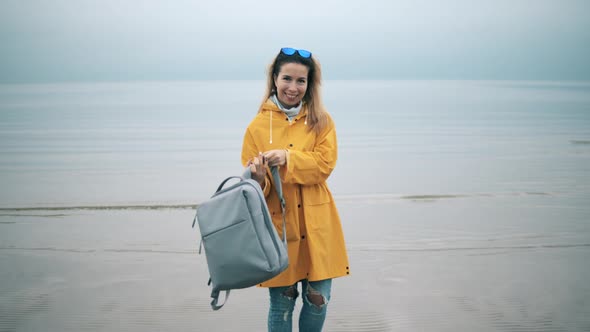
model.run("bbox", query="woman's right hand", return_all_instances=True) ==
[247,152,267,186]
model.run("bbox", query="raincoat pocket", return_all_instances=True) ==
[302,183,332,206]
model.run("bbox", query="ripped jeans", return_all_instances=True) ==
[268,278,332,332]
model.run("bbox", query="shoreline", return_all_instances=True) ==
[0,190,560,212]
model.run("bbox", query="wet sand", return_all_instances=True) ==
[1,195,589,332]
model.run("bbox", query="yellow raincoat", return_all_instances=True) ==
[241,99,350,287]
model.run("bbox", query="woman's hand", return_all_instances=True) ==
[263,149,287,167]
[247,152,268,186]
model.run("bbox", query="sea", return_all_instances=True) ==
[1,80,589,331]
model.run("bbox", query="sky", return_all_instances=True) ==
[1,0,589,83]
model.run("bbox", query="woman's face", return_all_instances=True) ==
[274,62,309,108]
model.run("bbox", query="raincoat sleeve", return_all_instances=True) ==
[241,127,272,197]
[283,118,337,185]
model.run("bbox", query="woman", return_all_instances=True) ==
[241,47,350,331]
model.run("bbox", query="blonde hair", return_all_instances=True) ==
[259,51,328,134]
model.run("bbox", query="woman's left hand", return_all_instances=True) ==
[263,149,287,167]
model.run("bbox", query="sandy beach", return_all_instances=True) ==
[2,193,589,331]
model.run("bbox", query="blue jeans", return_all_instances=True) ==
[268,279,332,332]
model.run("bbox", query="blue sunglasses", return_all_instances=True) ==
[280,47,312,58]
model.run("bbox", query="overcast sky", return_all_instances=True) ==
[1,0,589,83]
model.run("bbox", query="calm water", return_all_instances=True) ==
[1,80,589,207]
[1,80,590,331]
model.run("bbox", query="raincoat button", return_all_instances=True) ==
[298,204,301,208]
[289,144,293,147]
[301,235,305,239]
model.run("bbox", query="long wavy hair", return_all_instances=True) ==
[259,50,328,134]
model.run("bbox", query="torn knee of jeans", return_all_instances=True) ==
[282,285,298,300]
[306,285,328,308]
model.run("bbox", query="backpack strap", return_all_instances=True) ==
[243,166,287,244]
[270,166,287,245]
[210,289,230,311]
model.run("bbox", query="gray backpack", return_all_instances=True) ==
[192,166,288,310]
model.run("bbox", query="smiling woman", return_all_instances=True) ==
[274,63,308,108]
[241,48,349,331]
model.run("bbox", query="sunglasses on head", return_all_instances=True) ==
[280,47,312,58]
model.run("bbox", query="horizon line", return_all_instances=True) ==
[2,78,590,86]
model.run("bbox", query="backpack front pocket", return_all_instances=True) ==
[202,218,271,290]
